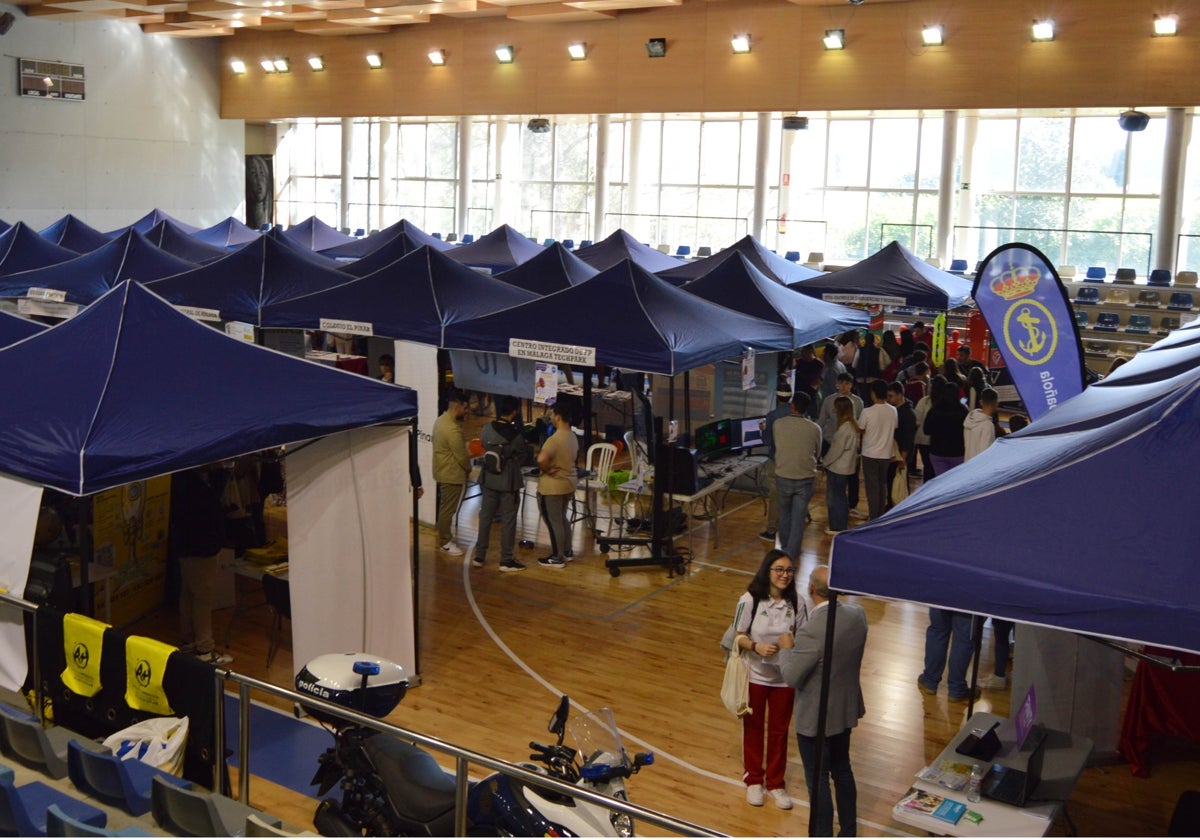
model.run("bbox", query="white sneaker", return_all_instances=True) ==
[978,673,1008,690]
[768,788,793,810]
[440,541,463,556]
[746,784,765,806]
[849,509,868,520]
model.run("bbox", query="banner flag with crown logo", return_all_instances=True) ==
[971,243,1086,420]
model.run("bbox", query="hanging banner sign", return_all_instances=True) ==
[972,243,1085,420]
[18,299,79,319]
[25,287,67,302]
[741,349,756,391]
[509,339,595,367]
[449,350,540,399]
[173,305,221,323]
[821,293,907,307]
[931,313,946,367]
[320,318,373,336]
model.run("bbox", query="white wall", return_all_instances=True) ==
[0,4,244,231]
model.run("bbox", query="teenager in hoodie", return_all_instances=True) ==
[963,388,1000,462]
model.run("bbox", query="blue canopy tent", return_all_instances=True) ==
[0,281,418,497]
[279,216,357,252]
[0,221,9,235]
[339,230,452,277]
[260,245,537,346]
[442,258,796,376]
[827,328,1200,654]
[321,219,451,260]
[494,242,598,295]
[192,217,261,249]
[0,223,81,277]
[0,229,196,303]
[38,215,112,254]
[658,234,826,286]
[681,252,870,347]
[574,229,684,274]
[0,310,46,347]
[445,224,544,273]
[116,209,200,236]
[146,235,354,325]
[144,219,230,264]
[790,240,973,310]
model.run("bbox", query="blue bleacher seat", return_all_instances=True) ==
[697,246,712,258]
[1085,266,1107,282]
[1074,310,1089,328]
[431,232,443,240]
[918,309,939,318]
[445,233,457,243]
[675,245,690,257]
[1148,269,1172,287]
[561,239,575,250]
[460,234,474,244]
[542,238,555,246]
[46,803,153,837]
[1085,340,1109,354]
[353,228,365,238]
[892,307,915,315]
[579,240,592,249]
[1094,312,1120,331]
[1159,316,1181,334]
[0,774,106,837]
[1136,290,1162,308]
[67,739,190,817]
[1168,292,1194,311]
[1125,314,1152,334]
[1114,267,1137,284]
[1075,287,1100,305]
[784,251,801,262]
[949,259,969,274]
[258,224,272,233]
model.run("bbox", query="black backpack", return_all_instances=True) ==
[483,422,520,475]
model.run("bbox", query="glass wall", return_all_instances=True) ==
[272,108,1190,271]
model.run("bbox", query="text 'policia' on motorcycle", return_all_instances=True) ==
[294,652,654,836]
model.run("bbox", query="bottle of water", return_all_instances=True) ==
[967,764,984,803]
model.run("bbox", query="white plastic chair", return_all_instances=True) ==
[570,442,617,537]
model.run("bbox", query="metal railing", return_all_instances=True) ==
[529,209,591,244]
[953,225,1153,276]
[603,212,748,251]
[220,671,721,837]
[762,218,828,257]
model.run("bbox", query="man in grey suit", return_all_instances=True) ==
[779,565,868,837]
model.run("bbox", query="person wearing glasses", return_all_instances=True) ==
[731,549,808,810]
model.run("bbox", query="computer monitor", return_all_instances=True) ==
[734,416,766,450]
[693,418,732,460]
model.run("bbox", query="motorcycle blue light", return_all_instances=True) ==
[353,661,381,676]
[580,763,611,780]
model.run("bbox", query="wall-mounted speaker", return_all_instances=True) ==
[1118,109,1150,132]
[527,118,551,134]
[0,13,15,36]
[782,115,809,130]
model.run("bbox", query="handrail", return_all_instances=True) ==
[221,670,723,837]
[953,224,1153,276]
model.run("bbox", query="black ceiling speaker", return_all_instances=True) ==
[1118,109,1150,132]
[527,118,551,134]
[0,13,15,36]
[782,116,809,131]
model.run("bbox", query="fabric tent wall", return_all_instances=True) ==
[286,426,417,677]
[393,340,438,527]
[0,475,43,691]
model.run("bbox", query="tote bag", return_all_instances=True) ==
[721,650,752,718]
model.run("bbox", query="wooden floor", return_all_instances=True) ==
[126,416,1198,837]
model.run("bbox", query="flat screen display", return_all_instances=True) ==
[734,417,766,450]
[694,418,732,460]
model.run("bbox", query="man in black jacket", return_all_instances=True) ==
[471,397,531,572]
[169,465,232,665]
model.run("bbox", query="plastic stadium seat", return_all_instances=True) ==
[696,246,712,257]
[561,239,575,250]
[150,776,282,837]
[1057,265,1078,279]
[1148,269,1172,287]
[258,224,271,233]
[892,306,915,316]
[46,803,153,837]
[1176,271,1198,287]
[1136,291,1162,308]
[1159,316,1181,335]
[1104,288,1130,305]
[444,233,458,243]
[431,232,443,240]
[1168,293,1194,311]
[1085,341,1109,354]
[244,814,317,837]
[67,738,191,817]
[578,240,592,249]
[1074,287,1100,305]
[542,238,555,246]
[353,228,365,238]
[1074,310,1089,328]
[460,234,474,244]
[0,701,76,779]
[1114,267,1137,284]
[783,251,801,262]
[675,245,691,257]
[1125,314,1152,334]
[1094,312,1120,331]
[949,259,969,274]
[1085,266,1107,282]
[0,774,106,837]
[808,252,825,264]
[655,243,670,254]
[918,309,940,318]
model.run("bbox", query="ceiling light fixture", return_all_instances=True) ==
[308,56,323,71]
[230,59,247,74]
[272,58,289,72]
[1032,19,1054,41]
[365,52,382,68]
[495,45,514,64]
[1153,14,1178,36]
[260,59,276,73]
[428,49,445,66]
[823,29,845,50]
[567,42,587,61]
[646,37,666,58]
[731,34,751,54]
[921,24,944,46]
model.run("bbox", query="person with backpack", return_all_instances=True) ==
[472,396,530,572]
[730,549,807,810]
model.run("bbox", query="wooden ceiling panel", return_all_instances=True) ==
[505,3,613,21]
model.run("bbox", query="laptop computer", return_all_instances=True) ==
[981,726,1049,807]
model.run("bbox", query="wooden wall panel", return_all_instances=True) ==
[220,0,1200,120]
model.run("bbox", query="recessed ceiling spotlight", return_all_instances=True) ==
[1032,19,1055,41]
[260,59,276,73]
[731,34,751,54]
[308,56,324,71]
[921,24,943,46]
[1154,14,1178,36]
[365,52,382,69]
[495,45,514,64]
[567,42,587,61]
[823,29,845,50]
[272,58,289,72]
[428,49,446,66]
[230,59,247,74]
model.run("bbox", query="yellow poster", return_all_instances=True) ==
[92,477,171,626]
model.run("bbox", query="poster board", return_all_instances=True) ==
[91,477,171,627]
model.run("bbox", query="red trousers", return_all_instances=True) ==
[742,682,796,789]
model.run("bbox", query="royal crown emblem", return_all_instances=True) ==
[990,264,1041,301]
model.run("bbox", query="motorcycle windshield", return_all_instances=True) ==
[568,707,628,771]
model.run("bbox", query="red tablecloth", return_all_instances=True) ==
[334,356,368,375]
[1118,649,1200,777]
